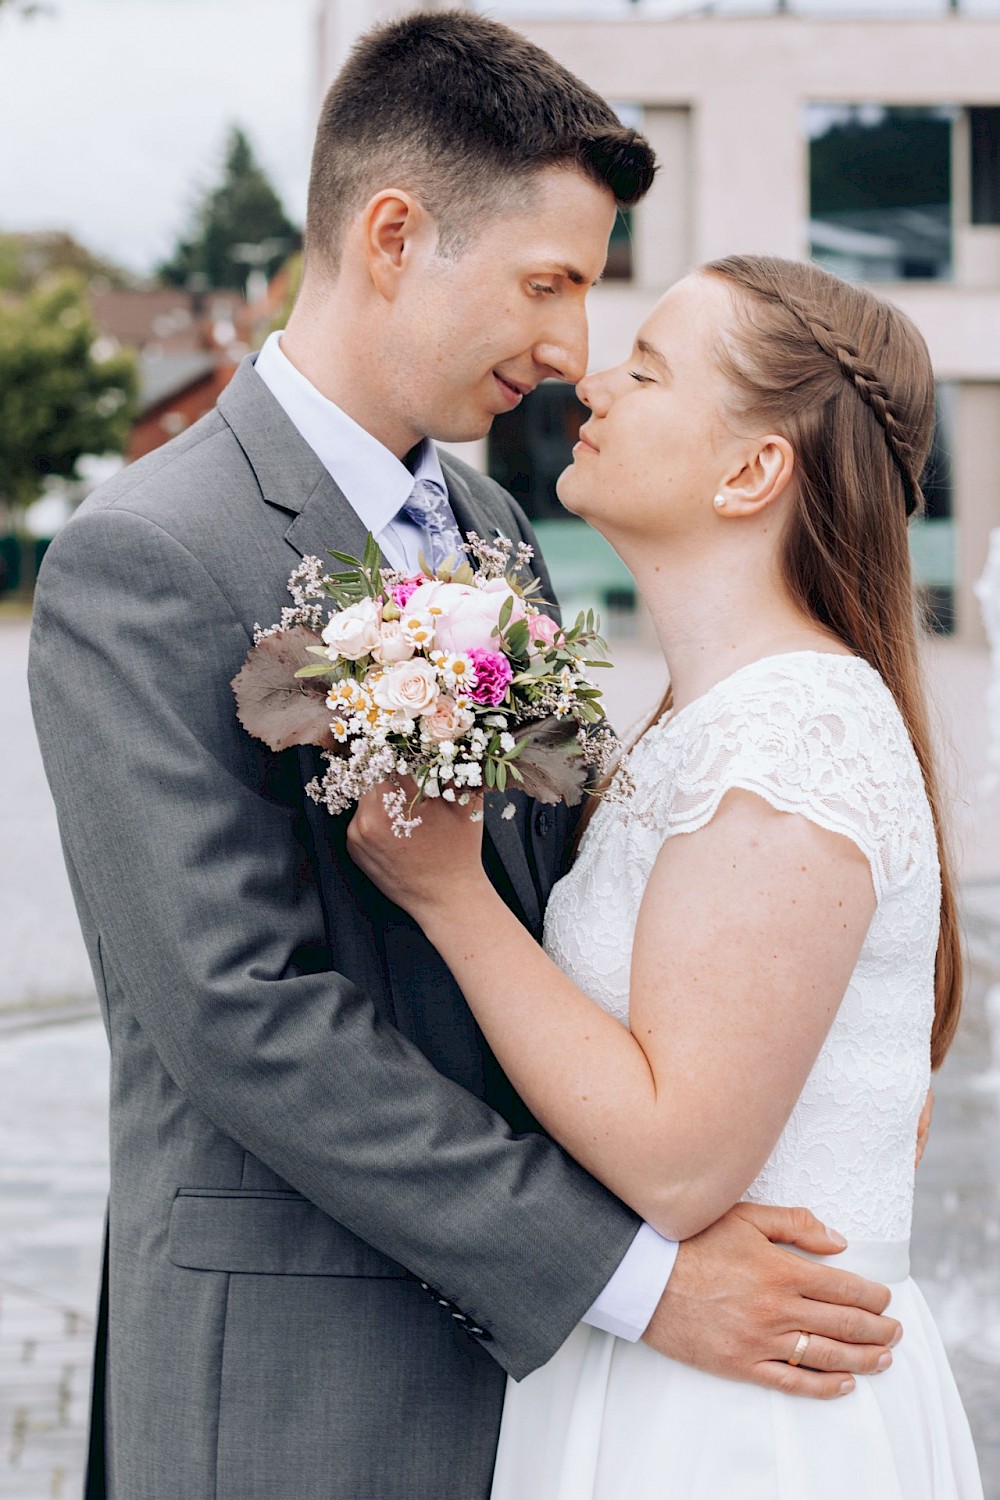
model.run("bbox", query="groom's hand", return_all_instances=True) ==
[641,1203,900,1400]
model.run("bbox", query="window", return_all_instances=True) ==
[604,210,633,282]
[807,104,954,282]
[912,385,956,633]
[970,107,1000,225]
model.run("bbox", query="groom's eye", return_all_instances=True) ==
[528,281,557,295]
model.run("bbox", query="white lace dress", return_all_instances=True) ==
[490,652,983,1500]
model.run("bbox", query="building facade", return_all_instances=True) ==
[314,1,1000,642]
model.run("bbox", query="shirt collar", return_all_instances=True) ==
[253,330,446,535]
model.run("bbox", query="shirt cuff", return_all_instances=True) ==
[580,1222,679,1342]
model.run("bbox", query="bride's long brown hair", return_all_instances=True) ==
[583,255,962,1068]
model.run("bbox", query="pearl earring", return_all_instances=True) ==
[713,494,726,510]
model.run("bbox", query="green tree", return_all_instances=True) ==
[159,126,301,294]
[0,276,138,516]
[0,230,134,296]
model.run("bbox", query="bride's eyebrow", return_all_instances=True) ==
[636,338,672,376]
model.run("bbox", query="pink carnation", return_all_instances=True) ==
[467,649,513,707]
[391,575,426,610]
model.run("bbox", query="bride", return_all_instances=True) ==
[347,255,983,1497]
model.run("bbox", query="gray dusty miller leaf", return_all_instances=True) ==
[513,716,587,806]
[231,627,336,752]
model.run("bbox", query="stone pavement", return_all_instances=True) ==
[2,618,999,1495]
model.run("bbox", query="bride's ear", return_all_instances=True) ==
[714,436,795,519]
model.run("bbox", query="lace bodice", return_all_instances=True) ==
[544,652,940,1241]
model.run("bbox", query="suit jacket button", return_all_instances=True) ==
[533,807,553,838]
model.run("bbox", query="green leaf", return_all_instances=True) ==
[496,762,507,792]
[498,595,514,632]
[504,619,530,659]
[485,758,497,789]
[293,662,336,679]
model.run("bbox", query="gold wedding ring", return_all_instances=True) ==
[787,1332,811,1367]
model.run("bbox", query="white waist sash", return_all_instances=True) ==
[789,1238,910,1284]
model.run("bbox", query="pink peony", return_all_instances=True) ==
[467,649,513,707]
[391,575,426,610]
[528,612,563,651]
[406,579,513,655]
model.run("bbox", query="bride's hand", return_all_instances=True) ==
[346,781,490,922]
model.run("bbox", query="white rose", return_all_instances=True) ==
[372,659,440,716]
[372,620,415,665]
[421,695,471,743]
[405,580,507,654]
[322,598,382,661]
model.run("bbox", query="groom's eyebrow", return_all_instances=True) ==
[542,262,595,287]
[636,338,672,376]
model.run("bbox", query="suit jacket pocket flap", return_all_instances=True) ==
[168,1189,411,1278]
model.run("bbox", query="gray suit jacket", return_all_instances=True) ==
[28,358,641,1500]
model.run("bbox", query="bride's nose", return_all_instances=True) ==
[576,370,610,416]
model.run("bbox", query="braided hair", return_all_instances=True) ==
[702,255,960,1068]
[764,297,923,518]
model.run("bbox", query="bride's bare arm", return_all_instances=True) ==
[348,786,875,1242]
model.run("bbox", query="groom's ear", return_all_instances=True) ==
[716,435,795,520]
[361,190,431,301]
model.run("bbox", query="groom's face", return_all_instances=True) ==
[384,167,618,447]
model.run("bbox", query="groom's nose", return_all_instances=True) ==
[533,303,589,385]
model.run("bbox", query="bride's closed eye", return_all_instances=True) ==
[629,370,656,384]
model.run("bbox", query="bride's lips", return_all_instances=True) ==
[573,425,599,456]
[493,371,530,409]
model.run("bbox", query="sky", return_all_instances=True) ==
[0,0,316,273]
[1,0,996,277]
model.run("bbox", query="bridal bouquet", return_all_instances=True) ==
[231,532,616,835]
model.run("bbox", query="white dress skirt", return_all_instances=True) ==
[491,1244,983,1499]
[491,654,983,1499]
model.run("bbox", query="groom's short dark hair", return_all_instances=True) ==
[306,10,656,272]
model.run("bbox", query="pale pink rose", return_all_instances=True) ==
[372,659,440,716]
[372,620,415,665]
[406,579,511,655]
[321,598,382,661]
[528,612,563,650]
[421,695,470,742]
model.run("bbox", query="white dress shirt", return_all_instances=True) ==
[253,330,678,1340]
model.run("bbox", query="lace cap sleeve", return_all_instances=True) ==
[635,655,930,903]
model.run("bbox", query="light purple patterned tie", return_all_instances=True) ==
[401,477,465,573]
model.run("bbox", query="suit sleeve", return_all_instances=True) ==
[28,504,641,1380]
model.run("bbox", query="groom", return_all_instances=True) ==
[30,13,900,1499]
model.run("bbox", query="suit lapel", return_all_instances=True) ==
[218,356,371,566]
